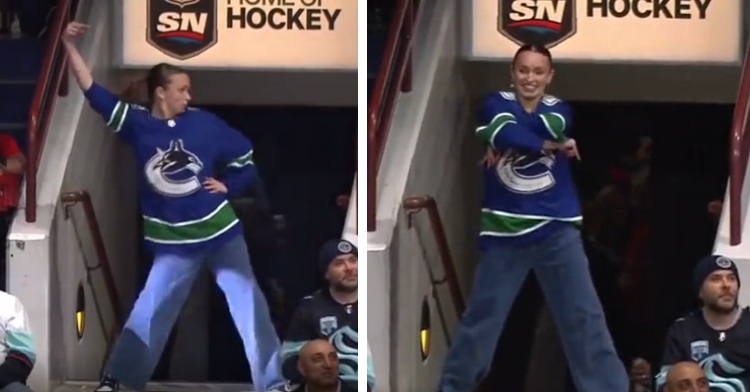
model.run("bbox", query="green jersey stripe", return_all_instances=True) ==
[143,201,239,244]
[107,101,129,133]
[539,112,566,141]
[476,112,516,144]
[480,210,550,236]
[228,150,254,168]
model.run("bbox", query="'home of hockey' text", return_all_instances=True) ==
[226,0,341,30]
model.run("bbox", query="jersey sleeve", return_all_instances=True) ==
[281,301,319,383]
[0,296,34,388]
[212,114,256,198]
[536,99,572,141]
[83,82,148,144]
[655,321,688,391]
[475,94,545,152]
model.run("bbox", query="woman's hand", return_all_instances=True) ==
[561,138,581,160]
[481,146,501,168]
[62,22,89,44]
[203,178,227,194]
[543,139,581,160]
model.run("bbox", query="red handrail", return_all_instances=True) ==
[728,36,750,245]
[367,0,419,232]
[26,0,74,223]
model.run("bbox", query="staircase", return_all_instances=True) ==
[0,38,45,153]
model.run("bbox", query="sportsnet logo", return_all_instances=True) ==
[497,0,576,49]
[146,0,218,60]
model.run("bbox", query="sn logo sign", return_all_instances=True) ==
[498,0,576,49]
[156,12,208,35]
[147,0,218,61]
[508,0,568,24]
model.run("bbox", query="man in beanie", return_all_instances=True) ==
[655,255,750,391]
[281,239,372,391]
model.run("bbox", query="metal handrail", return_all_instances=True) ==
[60,190,123,372]
[26,0,75,222]
[403,196,465,316]
[367,0,419,232]
[729,34,750,245]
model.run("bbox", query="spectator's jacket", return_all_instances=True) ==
[282,290,373,389]
[0,135,22,211]
[290,380,358,392]
[657,307,750,391]
[0,291,35,388]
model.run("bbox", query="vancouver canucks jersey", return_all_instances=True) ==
[657,308,750,392]
[476,91,581,244]
[84,83,255,254]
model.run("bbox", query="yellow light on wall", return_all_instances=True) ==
[420,297,431,360]
[76,283,86,340]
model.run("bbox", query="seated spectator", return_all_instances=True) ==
[281,239,373,391]
[630,357,652,392]
[664,361,708,392]
[0,291,35,392]
[291,339,356,392]
[656,255,750,391]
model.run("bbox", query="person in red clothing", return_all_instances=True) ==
[0,135,25,216]
[0,134,25,290]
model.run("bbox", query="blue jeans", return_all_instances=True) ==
[105,235,284,391]
[438,225,628,392]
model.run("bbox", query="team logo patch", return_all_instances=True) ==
[144,139,204,197]
[716,256,733,269]
[147,0,218,60]
[497,0,576,49]
[337,241,352,253]
[319,316,338,336]
[690,340,709,362]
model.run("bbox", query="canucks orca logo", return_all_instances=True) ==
[496,150,555,194]
[145,139,204,197]
[329,326,358,385]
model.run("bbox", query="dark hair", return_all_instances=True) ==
[144,63,187,105]
[512,43,553,67]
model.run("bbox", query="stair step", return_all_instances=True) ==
[0,39,46,80]
[52,381,256,391]
[0,83,35,125]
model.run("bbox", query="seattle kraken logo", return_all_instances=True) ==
[329,326,358,385]
[657,354,747,391]
[144,139,204,197]
[496,150,556,194]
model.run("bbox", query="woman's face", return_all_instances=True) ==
[157,72,192,116]
[510,51,554,101]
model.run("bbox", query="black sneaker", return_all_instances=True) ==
[94,374,119,392]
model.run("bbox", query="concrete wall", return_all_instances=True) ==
[367,0,478,389]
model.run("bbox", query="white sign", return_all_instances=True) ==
[121,0,357,70]
[471,0,742,63]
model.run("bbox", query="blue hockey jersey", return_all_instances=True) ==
[476,91,581,244]
[84,83,255,254]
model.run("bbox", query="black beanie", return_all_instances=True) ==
[693,255,740,294]
[318,239,358,275]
